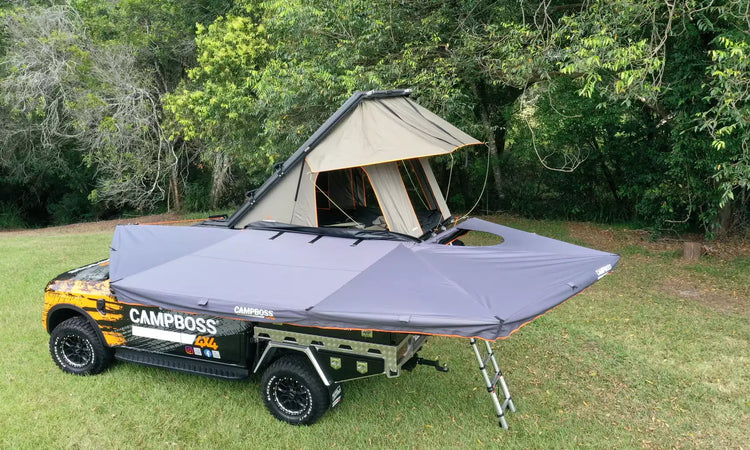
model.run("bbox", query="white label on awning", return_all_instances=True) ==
[595,264,613,280]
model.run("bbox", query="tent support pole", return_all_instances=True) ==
[293,159,306,202]
[469,338,515,429]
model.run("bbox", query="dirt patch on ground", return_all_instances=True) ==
[567,223,631,253]
[568,221,750,318]
[659,278,750,319]
[567,222,750,260]
[0,213,192,238]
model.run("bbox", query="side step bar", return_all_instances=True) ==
[115,348,249,380]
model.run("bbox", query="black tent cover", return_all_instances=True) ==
[110,219,619,340]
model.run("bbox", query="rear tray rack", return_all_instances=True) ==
[254,326,427,377]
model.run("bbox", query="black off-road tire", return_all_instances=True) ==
[50,316,113,375]
[261,354,330,425]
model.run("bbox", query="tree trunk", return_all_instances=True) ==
[210,152,232,209]
[169,162,182,212]
[474,87,503,202]
[716,201,733,237]
[683,242,702,261]
[481,108,504,201]
[599,160,622,203]
[472,82,522,207]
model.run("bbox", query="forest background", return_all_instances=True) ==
[0,0,748,238]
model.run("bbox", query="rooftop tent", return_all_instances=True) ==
[224,90,481,237]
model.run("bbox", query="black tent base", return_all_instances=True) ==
[470,338,516,429]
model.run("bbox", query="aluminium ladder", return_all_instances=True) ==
[469,338,516,429]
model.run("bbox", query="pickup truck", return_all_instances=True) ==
[43,259,436,425]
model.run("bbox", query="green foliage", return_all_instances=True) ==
[0,5,165,211]
[0,202,26,229]
[0,0,748,234]
[554,2,664,102]
[165,14,270,174]
[496,0,750,233]
[0,1,229,223]
[180,167,215,212]
[502,80,662,222]
[703,33,750,208]
[162,0,748,235]
[47,192,99,225]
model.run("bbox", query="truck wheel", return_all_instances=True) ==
[261,355,330,425]
[50,317,112,375]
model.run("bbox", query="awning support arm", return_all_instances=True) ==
[469,338,516,430]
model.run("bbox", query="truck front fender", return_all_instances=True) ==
[45,304,109,348]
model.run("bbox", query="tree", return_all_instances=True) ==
[72,0,234,209]
[166,0,671,214]
[3,0,745,233]
[541,0,749,233]
[165,13,271,207]
[0,5,173,211]
[0,1,231,221]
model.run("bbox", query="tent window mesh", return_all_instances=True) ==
[399,160,442,232]
[316,168,385,229]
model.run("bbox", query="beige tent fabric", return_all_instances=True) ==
[419,158,451,219]
[234,161,318,228]
[364,162,423,237]
[290,162,318,226]
[306,97,480,173]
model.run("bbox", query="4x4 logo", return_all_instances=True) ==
[193,336,218,350]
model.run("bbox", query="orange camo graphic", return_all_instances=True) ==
[43,280,126,347]
[45,278,115,300]
[101,330,127,346]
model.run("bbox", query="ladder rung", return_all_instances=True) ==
[470,339,514,430]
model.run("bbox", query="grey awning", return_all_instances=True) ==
[110,219,619,340]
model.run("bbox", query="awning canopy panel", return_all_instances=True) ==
[110,219,619,340]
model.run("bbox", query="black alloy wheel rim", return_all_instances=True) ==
[59,334,93,368]
[273,376,310,415]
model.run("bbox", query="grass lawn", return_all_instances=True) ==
[0,216,748,448]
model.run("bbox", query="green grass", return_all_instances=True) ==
[1,219,748,448]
